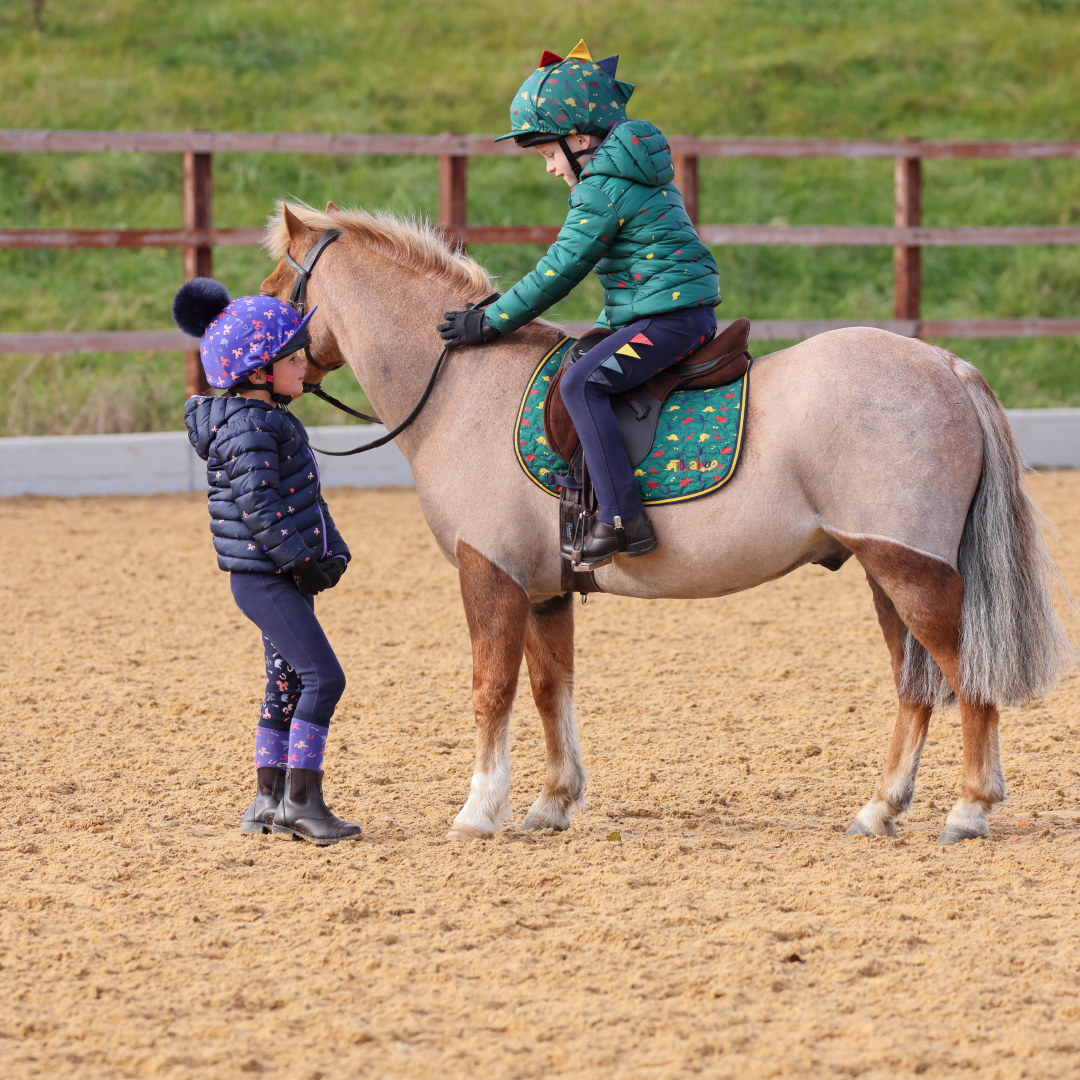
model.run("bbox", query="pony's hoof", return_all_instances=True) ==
[937,827,987,844]
[845,817,897,838]
[845,821,876,838]
[445,824,494,841]
[520,818,567,832]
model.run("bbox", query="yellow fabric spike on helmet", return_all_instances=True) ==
[565,39,592,62]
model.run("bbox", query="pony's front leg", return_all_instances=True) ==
[521,593,586,831]
[447,542,531,840]
[847,576,932,837]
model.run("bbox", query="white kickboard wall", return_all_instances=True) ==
[0,412,1077,498]
[0,426,412,498]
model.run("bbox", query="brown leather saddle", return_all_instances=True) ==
[543,317,752,467]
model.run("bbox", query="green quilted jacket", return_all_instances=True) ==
[486,119,721,333]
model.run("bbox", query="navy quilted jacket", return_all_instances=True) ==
[184,395,350,574]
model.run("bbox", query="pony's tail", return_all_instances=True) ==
[901,351,1077,707]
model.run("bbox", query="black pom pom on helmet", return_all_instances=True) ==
[173,277,230,338]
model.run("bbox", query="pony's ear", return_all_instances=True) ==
[326,200,339,212]
[282,202,312,244]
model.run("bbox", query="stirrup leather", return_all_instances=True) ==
[613,515,628,553]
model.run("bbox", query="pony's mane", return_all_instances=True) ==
[263,201,493,297]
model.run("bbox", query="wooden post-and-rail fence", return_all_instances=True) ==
[182,149,213,398]
[2,131,1080,400]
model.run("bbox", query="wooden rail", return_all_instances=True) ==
[7,224,1080,249]
[4,131,1080,158]
[6,319,1080,358]
[3,130,1079,398]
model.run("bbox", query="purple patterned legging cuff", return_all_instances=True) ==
[287,719,329,771]
[255,726,289,769]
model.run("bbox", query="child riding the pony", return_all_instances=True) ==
[438,39,722,565]
[176,279,363,845]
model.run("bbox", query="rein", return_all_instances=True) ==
[281,225,498,456]
[308,346,451,456]
[304,382,382,424]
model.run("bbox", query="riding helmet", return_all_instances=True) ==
[173,278,316,390]
[495,39,634,147]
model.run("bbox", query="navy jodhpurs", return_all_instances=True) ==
[560,306,718,523]
[230,572,346,733]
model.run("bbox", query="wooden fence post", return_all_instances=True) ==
[182,149,212,398]
[893,144,921,322]
[674,155,699,225]
[438,141,468,243]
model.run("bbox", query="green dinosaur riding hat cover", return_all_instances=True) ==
[495,39,635,143]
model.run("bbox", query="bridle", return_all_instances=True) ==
[280,224,497,457]
[285,227,342,319]
[281,226,384,433]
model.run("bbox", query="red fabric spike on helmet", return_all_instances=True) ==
[539,50,564,67]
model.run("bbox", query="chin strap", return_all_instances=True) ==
[230,365,293,405]
[260,364,293,405]
[557,136,594,178]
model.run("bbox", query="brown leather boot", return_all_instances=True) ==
[579,511,657,565]
[240,767,287,835]
[272,768,363,845]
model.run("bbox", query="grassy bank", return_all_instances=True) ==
[2,0,1079,432]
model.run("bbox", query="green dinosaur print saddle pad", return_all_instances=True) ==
[515,336,748,505]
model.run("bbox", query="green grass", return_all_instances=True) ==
[2,0,1079,432]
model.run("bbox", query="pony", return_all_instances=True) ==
[259,200,1075,844]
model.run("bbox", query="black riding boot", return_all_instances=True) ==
[272,768,363,845]
[579,510,658,566]
[240,767,287,835]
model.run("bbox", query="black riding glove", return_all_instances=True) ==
[319,556,346,589]
[438,303,501,348]
[293,559,333,597]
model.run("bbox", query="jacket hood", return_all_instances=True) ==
[184,395,272,460]
[583,119,674,188]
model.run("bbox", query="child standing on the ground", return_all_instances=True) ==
[176,278,363,845]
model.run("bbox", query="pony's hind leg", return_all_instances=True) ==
[448,541,531,840]
[521,593,586,831]
[839,534,1006,843]
[938,699,1005,843]
[846,574,932,837]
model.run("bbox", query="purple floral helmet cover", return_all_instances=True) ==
[200,296,316,390]
[172,277,316,390]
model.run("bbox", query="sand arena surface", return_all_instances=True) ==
[2,478,1080,1079]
